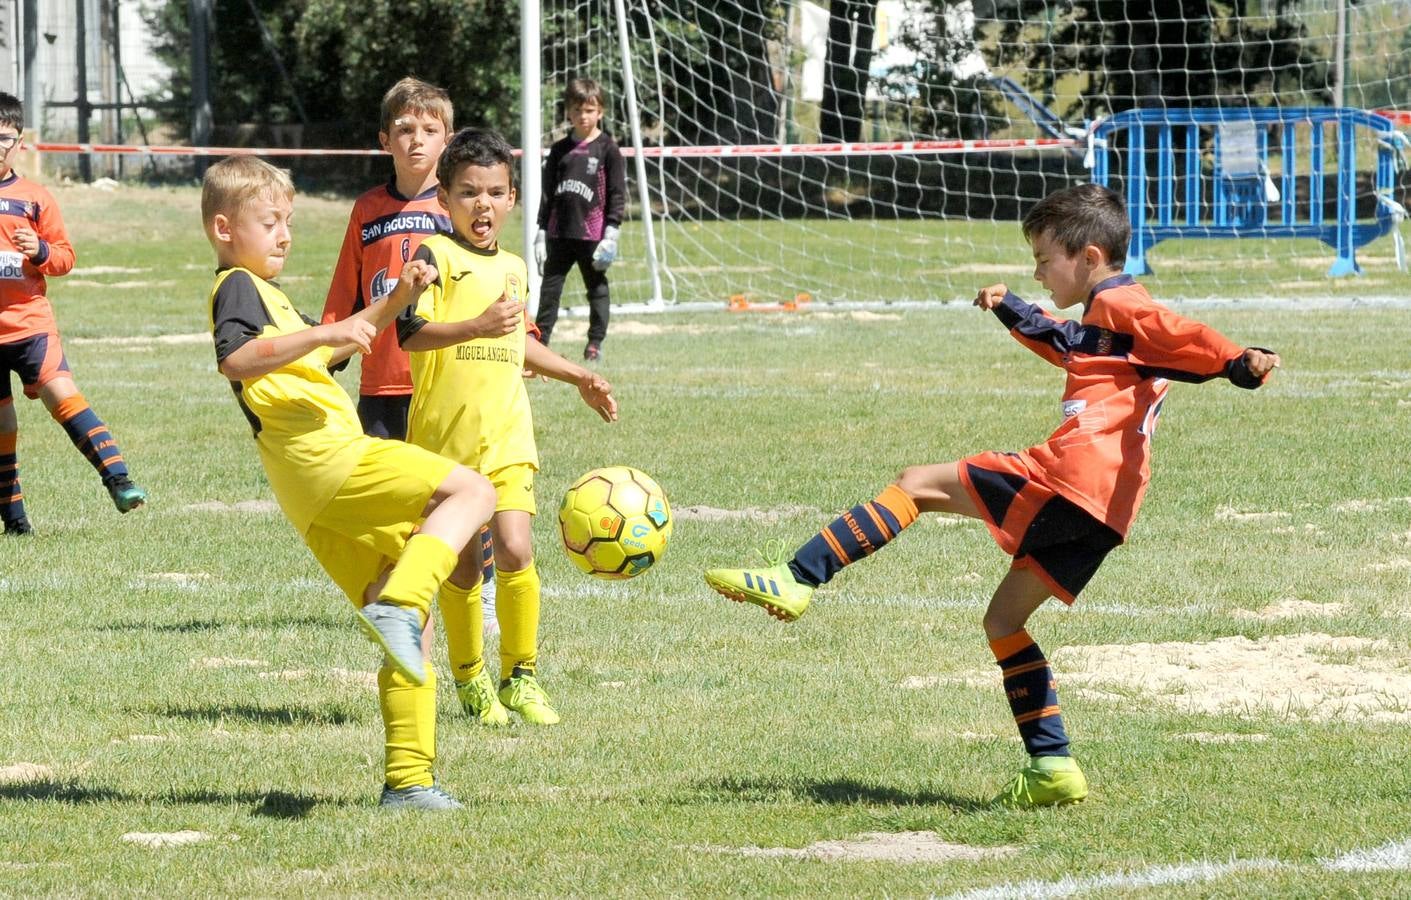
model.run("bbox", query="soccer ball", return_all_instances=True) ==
[558,466,672,580]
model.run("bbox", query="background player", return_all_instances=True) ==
[321,77,500,635]
[532,77,626,362]
[0,91,145,534]
[400,129,617,727]
[705,183,1280,808]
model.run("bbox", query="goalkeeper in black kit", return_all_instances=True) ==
[533,77,627,362]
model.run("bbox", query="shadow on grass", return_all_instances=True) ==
[97,614,344,634]
[0,782,342,818]
[155,703,364,726]
[690,775,989,812]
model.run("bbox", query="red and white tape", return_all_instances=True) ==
[30,136,1079,159]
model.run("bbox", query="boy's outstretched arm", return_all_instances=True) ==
[219,317,376,383]
[974,281,1078,367]
[329,259,438,363]
[523,339,618,423]
[398,292,523,352]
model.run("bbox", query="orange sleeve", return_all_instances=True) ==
[33,192,74,276]
[321,205,363,324]
[1094,290,1244,379]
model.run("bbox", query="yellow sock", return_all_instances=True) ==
[381,533,458,619]
[438,577,484,684]
[378,664,436,790]
[497,561,541,680]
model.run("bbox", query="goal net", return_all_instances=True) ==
[538,0,1411,305]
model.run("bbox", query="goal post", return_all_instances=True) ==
[533,0,1411,305]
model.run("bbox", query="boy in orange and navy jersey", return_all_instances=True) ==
[705,183,1281,808]
[0,91,145,534]
[321,77,499,633]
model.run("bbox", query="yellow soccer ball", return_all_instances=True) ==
[558,466,672,580]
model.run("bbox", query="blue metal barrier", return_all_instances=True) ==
[1091,107,1403,277]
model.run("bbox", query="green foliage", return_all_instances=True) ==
[139,0,519,143]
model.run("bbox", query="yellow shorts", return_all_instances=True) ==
[303,439,458,606]
[489,462,537,516]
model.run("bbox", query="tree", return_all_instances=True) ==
[140,0,520,146]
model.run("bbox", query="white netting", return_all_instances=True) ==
[540,0,1411,303]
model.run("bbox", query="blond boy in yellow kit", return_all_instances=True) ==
[202,155,497,809]
[397,129,617,726]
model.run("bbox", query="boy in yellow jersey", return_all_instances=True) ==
[202,155,499,810]
[397,129,618,726]
[320,78,504,639]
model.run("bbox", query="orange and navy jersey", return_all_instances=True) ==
[0,172,75,344]
[321,180,450,397]
[993,275,1268,538]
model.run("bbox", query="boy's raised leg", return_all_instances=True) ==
[43,383,146,513]
[704,483,921,621]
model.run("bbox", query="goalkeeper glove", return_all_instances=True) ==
[592,225,620,271]
[533,229,547,275]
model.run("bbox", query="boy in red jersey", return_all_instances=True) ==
[704,183,1281,808]
[0,92,145,534]
[321,78,509,659]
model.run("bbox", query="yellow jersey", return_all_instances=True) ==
[208,267,370,534]
[398,235,537,474]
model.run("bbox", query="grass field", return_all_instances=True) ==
[2,183,1410,896]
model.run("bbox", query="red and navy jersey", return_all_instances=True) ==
[0,172,75,344]
[993,275,1267,538]
[321,179,450,397]
[536,132,626,242]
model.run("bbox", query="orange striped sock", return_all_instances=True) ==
[788,483,920,587]
[990,629,1070,757]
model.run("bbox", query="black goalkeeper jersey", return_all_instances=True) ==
[536,131,626,243]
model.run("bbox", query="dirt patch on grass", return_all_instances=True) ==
[0,763,53,784]
[1332,496,1411,513]
[706,832,1018,864]
[1213,505,1290,522]
[192,657,267,669]
[71,333,209,347]
[1176,732,1269,744]
[1058,633,1411,722]
[184,499,280,514]
[675,504,820,523]
[1231,599,1345,621]
[120,831,212,848]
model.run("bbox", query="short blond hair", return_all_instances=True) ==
[200,156,294,226]
[380,77,454,134]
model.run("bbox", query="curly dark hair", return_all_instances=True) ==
[437,128,516,188]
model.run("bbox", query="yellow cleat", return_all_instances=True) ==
[455,668,508,726]
[991,755,1089,808]
[704,562,813,622]
[498,668,560,725]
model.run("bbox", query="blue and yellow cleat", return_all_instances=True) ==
[704,562,813,622]
[991,755,1089,808]
[356,601,427,685]
[105,476,147,513]
[379,782,462,811]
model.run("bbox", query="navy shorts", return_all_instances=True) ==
[356,393,411,441]
[0,332,70,403]
[959,451,1123,603]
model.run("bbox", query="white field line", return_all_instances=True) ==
[939,835,1411,898]
[939,858,1286,900]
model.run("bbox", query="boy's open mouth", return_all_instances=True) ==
[471,216,493,237]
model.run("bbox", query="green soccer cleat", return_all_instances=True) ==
[356,601,427,685]
[704,562,814,622]
[379,782,463,811]
[456,668,509,726]
[105,476,147,513]
[991,755,1089,808]
[498,668,560,725]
